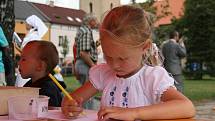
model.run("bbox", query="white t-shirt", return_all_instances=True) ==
[89,64,175,108]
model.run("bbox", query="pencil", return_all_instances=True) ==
[48,73,86,116]
[48,73,74,101]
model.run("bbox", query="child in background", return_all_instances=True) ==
[61,5,195,120]
[147,43,164,66]
[15,15,48,87]
[19,41,63,107]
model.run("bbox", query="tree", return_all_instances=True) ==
[176,0,215,79]
[0,0,15,85]
[60,36,69,62]
[138,0,156,13]
[138,0,172,45]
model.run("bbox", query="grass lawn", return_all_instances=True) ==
[64,76,215,102]
[184,79,215,102]
[64,76,81,92]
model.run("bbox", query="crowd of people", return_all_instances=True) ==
[0,5,195,121]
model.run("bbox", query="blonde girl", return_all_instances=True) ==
[61,5,195,120]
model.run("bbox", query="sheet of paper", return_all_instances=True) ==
[0,110,100,121]
[13,32,22,48]
[46,110,99,121]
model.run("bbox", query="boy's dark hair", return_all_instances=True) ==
[27,41,59,73]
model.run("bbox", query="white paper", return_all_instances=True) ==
[46,110,99,121]
[13,32,22,47]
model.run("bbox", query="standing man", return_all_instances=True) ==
[162,31,186,93]
[75,14,98,85]
[75,14,98,109]
[0,25,9,86]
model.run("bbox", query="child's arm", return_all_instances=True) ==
[98,87,195,120]
[61,81,98,117]
[135,88,195,120]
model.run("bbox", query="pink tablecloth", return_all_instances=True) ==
[0,110,99,121]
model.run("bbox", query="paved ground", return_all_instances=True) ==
[194,100,215,120]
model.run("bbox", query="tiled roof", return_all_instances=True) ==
[15,0,49,22]
[153,0,185,27]
[33,3,86,26]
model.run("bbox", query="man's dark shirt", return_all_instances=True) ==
[24,75,63,107]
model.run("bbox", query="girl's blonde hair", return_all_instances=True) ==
[100,5,152,47]
[100,5,163,66]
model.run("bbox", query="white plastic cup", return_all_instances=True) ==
[8,95,49,120]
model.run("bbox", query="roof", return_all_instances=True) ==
[33,3,86,26]
[14,0,48,22]
[153,0,185,27]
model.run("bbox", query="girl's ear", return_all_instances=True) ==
[141,40,152,53]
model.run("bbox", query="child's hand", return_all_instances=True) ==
[61,96,83,118]
[97,106,137,121]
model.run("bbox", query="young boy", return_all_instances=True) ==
[19,40,63,107]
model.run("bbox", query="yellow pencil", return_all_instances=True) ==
[48,73,86,116]
[48,73,74,101]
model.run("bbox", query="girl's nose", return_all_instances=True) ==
[111,61,121,71]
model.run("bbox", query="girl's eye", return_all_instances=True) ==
[119,57,127,61]
[119,58,124,61]
[105,56,112,60]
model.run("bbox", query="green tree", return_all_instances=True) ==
[138,0,156,13]
[0,0,15,85]
[137,0,172,45]
[177,0,215,78]
[60,36,69,62]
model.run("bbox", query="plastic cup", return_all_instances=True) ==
[8,95,49,120]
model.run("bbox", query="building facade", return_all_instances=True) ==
[15,0,121,63]
[33,2,87,63]
[14,0,50,55]
[153,0,185,27]
[79,0,120,21]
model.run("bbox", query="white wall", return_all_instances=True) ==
[50,24,77,62]
[50,24,99,63]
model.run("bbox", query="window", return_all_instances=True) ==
[75,17,82,22]
[58,36,63,46]
[89,2,93,13]
[110,3,113,9]
[67,16,74,22]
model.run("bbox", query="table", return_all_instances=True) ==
[150,119,206,121]
[0,110,208,121]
